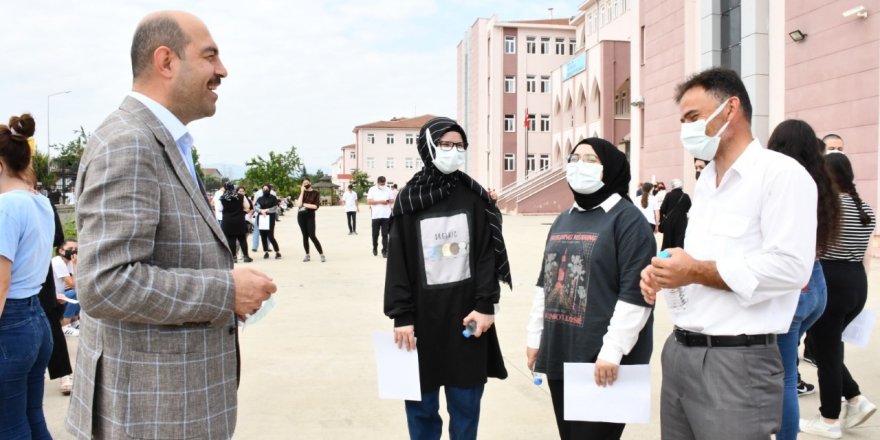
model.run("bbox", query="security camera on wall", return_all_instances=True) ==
[842,5,868,18]
[630,96,645,108]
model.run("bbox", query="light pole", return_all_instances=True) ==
[47,90,72,180]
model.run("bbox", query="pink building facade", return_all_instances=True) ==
[346,115,436,188]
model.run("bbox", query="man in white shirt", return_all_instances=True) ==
[640,67,816,440]
[342,184,359,235]
[367,176,393,257]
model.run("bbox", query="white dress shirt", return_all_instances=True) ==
[526,194,653,365]
[367,185,393,219]
[674,139,817,335]
[129,92,198,185]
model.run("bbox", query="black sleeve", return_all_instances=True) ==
[615,207,656,307]
[473,207,500,314]
[659,192,671,217]
[384,216,415,327]
[52,203,64,248]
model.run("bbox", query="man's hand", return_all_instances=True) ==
[394,325,416,351]
[462,310,494,338]
[640,265,659,305]
[232,267,276,319]
[594,359,619,387]
[526,347,539,371]
[650,247,697,289]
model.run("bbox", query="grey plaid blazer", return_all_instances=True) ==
[66,97,238,439]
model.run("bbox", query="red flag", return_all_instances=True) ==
[523,108,530,129]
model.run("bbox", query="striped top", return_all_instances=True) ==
[820,194,876,262]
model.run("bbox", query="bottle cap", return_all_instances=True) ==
[533,376,543,386]
[658,250,671,258]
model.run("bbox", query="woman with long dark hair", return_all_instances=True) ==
[257,184,281,259]
[801,151,877,437]
[637,182,659,233]
[766,119,840,440]
[220,182,253,263]
[0,113,55,438]
[296,178,325,262]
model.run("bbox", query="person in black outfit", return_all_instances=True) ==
[658,178,691,250]
[296,178,325,262]
[38,203,74,394]
[48,185,63,205]
[220,182,252,263]
[257,184,281,259]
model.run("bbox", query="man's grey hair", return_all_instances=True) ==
[671,178,683,189]
[130,15,190,79]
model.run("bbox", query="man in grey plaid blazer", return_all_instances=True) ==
[66,11,277,439]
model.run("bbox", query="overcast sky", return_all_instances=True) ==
[1,0,575,178]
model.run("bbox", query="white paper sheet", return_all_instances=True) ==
[56,294,78,304]
[372,332,421,401]
[842,309,876,348]
[563,363,651,424]
[258,216,271,230]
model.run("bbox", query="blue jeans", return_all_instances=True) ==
[776,260,827,440]
[405,385,485,440]
[62,289,79,319]
[0,295,54,440]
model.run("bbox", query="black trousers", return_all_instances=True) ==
[225,233,249,259]
[371,218,389,253]
[260,213,279,252]
[813,259,867,419]
[548,379,625,439]
[346,211,357,233]
[297,210,323,254]
[661,218,687,250]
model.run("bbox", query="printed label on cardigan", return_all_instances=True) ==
[420,213,471,286]
[542,232,598,326]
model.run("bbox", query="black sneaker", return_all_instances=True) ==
[275,252,282,259]
[372,248,378,256]
[263,252,269,259]
[797,380,816,397]
[243,257,253,263]
[382,250,388,258]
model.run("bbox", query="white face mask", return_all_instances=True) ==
[680,98,731,161]
[566,162,604,194]
[426,129,465,174]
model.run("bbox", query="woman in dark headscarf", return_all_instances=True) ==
[526,138,656,440]
[384,117,510,440]
[220,182,252,263]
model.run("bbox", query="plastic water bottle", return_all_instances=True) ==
[657,251,687,312]
[462,320,478,338]
[531,367,544,386]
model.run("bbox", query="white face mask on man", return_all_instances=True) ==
[680,98,731,161]
[426,129,466,174]
[566,161,604,194]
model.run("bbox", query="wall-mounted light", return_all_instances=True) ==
[843,5,869,18]
[789,30,807,42]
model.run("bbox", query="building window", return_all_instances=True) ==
[504,114,515,132]
[415,158,423,169]
[504,76,515,93]
[405,157,413,169]
[720,0,742,75]
[540,154,550,170]
[526,36,536,54]
[540,114,550,132]
[527,114,536,132]
[587,13,596,35]
[367,134,374,144]
[540,76,550,93]
[640,26,646,66]
[367,157,375,169]
[526,75,536,93]
[504,35,516,54]
[349,151,355,160]
[569,38,576,55]
[555,38,565,55]
[615,90,630,116]
[386,133,394,144]
[405,134,414,145]
[540,37,550,54]
[386,157,394,169]
[526,154,535,172]
[504,154,515,171]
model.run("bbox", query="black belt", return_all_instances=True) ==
[673,328,776,347]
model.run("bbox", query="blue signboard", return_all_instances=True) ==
[562,53,587,81]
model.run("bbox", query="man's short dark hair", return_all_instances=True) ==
[131,15,190,79]
[822,133,843,142]
[674,67,752,121]
[377,176,386,184]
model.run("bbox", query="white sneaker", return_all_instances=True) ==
[62,324,79,337]
[845,395,877,429]
[800,415,842,439]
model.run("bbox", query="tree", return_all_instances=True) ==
[242,146,303,197]
[32,149,56,189]
[192,147,205,182]
[52,127,88,191]
[350,168,372,200]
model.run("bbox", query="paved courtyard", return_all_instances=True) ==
[43,205,880,439]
